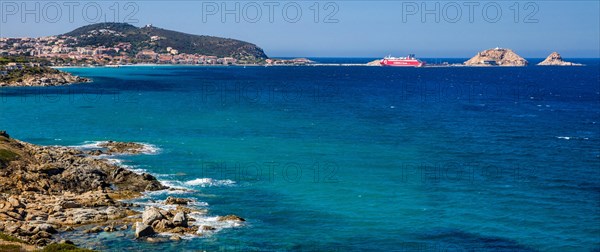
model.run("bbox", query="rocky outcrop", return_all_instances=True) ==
[164,196,191,205]
[217,215,246,222]
[0,131,246,249]
[464,48,528,66]
[136,207,197,237]
[537,52,583,66]
[0,132,164,247]
[97,141,147,155]
[0,71,91,87]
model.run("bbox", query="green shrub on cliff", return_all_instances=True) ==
[0,232,25,243]
[0,149,19,167]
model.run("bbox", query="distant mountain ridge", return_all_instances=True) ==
[63,23,268,60]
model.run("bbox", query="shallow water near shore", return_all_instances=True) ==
[1,60,599,251]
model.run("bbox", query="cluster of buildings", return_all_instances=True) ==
[0,36,316,67]
[0,37,242,66]
[0,62,43,75]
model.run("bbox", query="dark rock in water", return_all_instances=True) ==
[201,225,216,231]
[217,215,246,222]
[418,229,538,251]
[165,196,190,205]
[135,222,155,238]
[0,131,9,138]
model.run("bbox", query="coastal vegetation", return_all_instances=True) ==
[0,58,90,87]
[0,231,25,243]
[64,23,267,59]
[0,66,60,83]
[0,149,19,167]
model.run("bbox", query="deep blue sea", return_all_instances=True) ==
[1,59,599,251]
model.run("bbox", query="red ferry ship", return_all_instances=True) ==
[380,54,425,67]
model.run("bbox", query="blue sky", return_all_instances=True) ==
[1,1,599,57]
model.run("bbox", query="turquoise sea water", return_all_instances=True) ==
[1,61,599,251]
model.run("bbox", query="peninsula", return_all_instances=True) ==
[0,61,90,87]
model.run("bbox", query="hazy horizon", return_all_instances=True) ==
[1,1,599,58]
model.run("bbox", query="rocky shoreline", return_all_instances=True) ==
[0,69,91,87]
[0,131,244,251]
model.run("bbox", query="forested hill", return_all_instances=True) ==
[63,23,268,60]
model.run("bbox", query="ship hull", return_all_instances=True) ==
[380,59,424,67]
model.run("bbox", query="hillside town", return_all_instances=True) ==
[0,36,245,66]
[0,36,315,69]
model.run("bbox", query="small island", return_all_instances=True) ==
[537,52,583,66]
[464,47,528,66]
